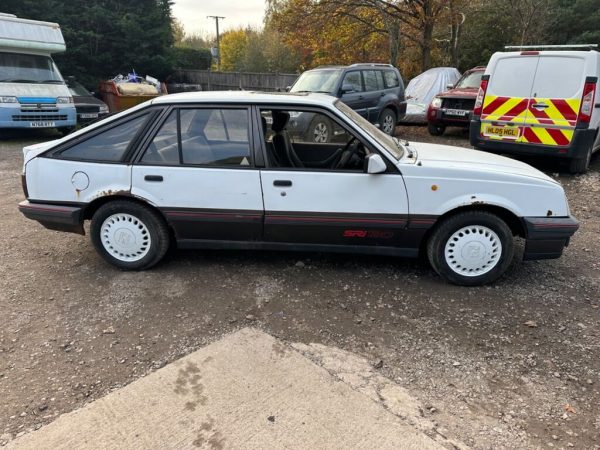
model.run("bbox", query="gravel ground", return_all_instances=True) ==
[1,126,599,449]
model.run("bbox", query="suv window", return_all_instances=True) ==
[180,108,251,166]
[60,113,149,161]
[341,71,363,92]
[383,70,399,88]
[363,70,383,91]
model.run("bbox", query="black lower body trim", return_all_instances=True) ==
[177,239,419,258]
[19,200,84,235]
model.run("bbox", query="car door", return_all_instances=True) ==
[362,70,385,122]
[480,55,538,143]
[131,106,264,242]
[258,106,410,251]
[339,71,368,118]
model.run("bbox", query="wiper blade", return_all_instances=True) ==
[0,79,37,83]
[41,79,64,84]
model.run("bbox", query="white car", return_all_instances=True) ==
[19,92,579,285]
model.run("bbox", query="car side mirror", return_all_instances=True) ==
[446,83,454,89]
[285,85,291,92]
[365,154,387,174]
[340,84,355,95]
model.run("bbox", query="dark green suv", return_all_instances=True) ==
[289,63,406,141]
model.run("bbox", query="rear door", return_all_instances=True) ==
[521,55,585,147]
[339,71,368,118]
[361,70,384,122]
[480,55,538,142]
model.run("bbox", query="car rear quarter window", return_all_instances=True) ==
[59,113,149,161]
[487,56,538,98]
[180,108,251,166]
[383,70,399,88]
[532,56,585,99]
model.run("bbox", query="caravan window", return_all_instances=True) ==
[0,52,63,83]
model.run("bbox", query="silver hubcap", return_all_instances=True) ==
[100,213,151,262]
[444,225,502,277]
[313,122,329,143]
[382,114,394,134]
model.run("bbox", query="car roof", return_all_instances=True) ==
[151,90,337,107]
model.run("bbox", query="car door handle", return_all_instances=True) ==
[273,180,292,187]
[532,102,549,109]
[144,175,163,182]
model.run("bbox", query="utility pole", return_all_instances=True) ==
[207,15,225,71]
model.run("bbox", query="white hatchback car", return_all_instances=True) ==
[19,92,579,285]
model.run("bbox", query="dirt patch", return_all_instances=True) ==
[1,129,599,449]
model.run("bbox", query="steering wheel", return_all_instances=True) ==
[334,137,361,170]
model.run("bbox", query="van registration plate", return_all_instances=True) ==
[483,125,520,139]
[30,122,55,128]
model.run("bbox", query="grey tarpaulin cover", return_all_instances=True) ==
[401,67,461,123]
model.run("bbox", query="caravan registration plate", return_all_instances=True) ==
[30,121,55,128]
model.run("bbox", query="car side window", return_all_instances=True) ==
[341,71,363,92]
[59,114,149,161]
[383,70,399,88]
[141,111,179,165]
[363,70,381,91]
[180,108,251,166]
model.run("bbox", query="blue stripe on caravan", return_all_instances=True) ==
[17,97,56,103]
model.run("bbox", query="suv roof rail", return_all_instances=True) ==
[504,44,598,51]
[314,65,345,69]
[349,63,394,68]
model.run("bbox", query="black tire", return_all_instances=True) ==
[379,108,397,136]
[427,123,446,136]
[90,200,170,270]
[567,145,592,174]
[306,117,332,143]
[426,211,514,286]
[59,127,76,137]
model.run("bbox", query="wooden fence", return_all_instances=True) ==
[173,69,299,92]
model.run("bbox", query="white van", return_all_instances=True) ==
[0,13,76,135]
[470,45,599,173]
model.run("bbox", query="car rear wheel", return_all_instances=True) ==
[307,117,332,143]
[379,108,397,135]
[90,200,169,270]
[568,145,592,174]
[427,123,446,136]
[427,211,514,286]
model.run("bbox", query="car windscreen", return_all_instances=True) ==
[68,81,91,96]
[290,69,341,94]
[456,71,483,89]
[335,100,403,160]
[0,52,64,84]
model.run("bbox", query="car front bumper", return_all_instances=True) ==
[18,200,85,235]
[522,216,579,260]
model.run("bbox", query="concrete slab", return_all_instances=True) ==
[7,328,444,450]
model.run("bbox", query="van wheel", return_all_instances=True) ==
[427,123,446,136]
[379,108,397,135]
[90,200,170,270]
[568,145,592,174]
[427,211,514,286]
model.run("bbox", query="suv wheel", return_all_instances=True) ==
[427,123,446,136]
[307,117,332,143]
[427,211,514,286]
[379,108,396,135]
[90,200,170,270]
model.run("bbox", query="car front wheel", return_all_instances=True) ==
[90,200,170,270]
[427,123,446,136]
[379,108,397,135]
[426,211,514,286]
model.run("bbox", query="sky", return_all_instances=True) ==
[171,0,267,36]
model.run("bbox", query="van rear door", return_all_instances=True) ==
[522,55,585,148]
[480,55,538,142]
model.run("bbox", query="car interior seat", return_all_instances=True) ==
[271,110,303,168]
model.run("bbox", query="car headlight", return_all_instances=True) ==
[0,96,18,103]
[431,97,442,108]
[99,104,109,113]
[56,96,74,104]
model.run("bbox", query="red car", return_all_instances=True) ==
[426,67,485,136]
